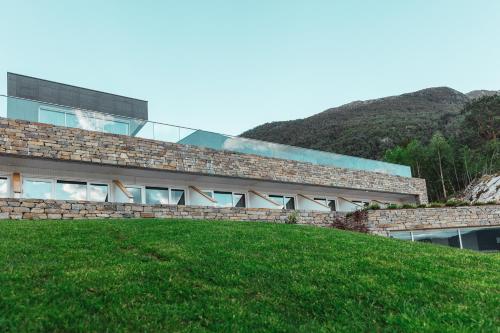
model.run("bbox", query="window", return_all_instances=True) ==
[234,193,246,208]
[314,198,336,211]
[0,177,9,198]
[88,184,109,202]
[214,191,233,207]
[146,187,169,204]
[269,195,295,209]
[171,189,185,205]
[56,180,87,200]
[23,179,52,199]
[100,119,129,135]
[39,108,65,127]
[67,113,97,131]
[126,187,143,204]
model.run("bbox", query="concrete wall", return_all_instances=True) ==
[0,198,343,226]
[0,118,428,203]
[366,206,500,235]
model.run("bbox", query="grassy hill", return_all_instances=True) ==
[241,87,482,160]
[1,219,499,332]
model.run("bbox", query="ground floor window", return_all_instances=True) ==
[145,187,170,204]
[23,179,53,199]
[314,198,336,211]
[0,177,9,198]
[390,227,500,252]
[213,191,246,208]
[269,195,295,209]
[126,186,143,204]
[125,186,186,205]
[171,189,186,205]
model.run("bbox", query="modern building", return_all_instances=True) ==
[0,73,428,215]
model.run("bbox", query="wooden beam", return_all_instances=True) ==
[12,172,21,193]
[248,189,281,207]
[297,193,330,208]
[113,180,133,199]
[189,185,217,203]
[337,196,365,208]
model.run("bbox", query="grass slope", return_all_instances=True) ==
[0,219,499,332]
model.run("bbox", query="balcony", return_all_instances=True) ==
[0,94,412,177]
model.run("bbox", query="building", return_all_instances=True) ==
[0,73,428,217]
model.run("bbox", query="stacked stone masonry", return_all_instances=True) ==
[367,205,500,236]
[0,118,428,203]
[0,198,343,226]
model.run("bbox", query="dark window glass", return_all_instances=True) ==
[328,199,336,211]
[460,227,500,252]
[413,229,460,248]
[145,187,169,204]
[285,196,295,210]
[314,198,327,206]
[214,191,233,207]
[171,189,185,205]
[234,193,246,207]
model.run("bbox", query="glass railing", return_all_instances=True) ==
[0,94,412,177]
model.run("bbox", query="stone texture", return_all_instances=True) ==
[367,206,500,235]
[0,198,343,226]
[0,118,428,203]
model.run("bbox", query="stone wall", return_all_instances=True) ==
[0,118,428,203]
[366,206,500,235]
[0,198,343,226]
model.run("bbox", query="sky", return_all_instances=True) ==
[0,0,499,135]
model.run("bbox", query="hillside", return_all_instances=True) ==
[241,87,484,160]
[1,218,499,332]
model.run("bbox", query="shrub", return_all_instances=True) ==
[417,203,428,208]
[365,203,380,210]
[428,202,444,208]
[401,204,416,209]
[387,204,400,209]
[329,210,368,233]
[285,211,299,224]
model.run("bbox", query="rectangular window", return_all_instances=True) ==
[0,177,9,198]
[269,195,295,209]
[88,183,109,202]
[23,179,52,199]
[55,180,87,201]
[214,191,233,207]
[39,108,65,127]
[146,187,169,205]
[171,189,185,205]
[234,193,246,208]
[328,199,336,211]
[126,187,143,204]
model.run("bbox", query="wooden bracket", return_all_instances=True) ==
[297,193,330,208]
[189,185,217,203]
[113,180,133,199]
[249,189,281,206]
[12,172,21,194]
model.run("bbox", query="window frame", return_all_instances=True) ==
[124,184,188,205]
[268,194,297,210]
[22,177,111,202]
[313,197,337,212]
[22,177,55,199]
[0,174,12,198]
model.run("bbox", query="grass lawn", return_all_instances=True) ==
[0,219,499,332]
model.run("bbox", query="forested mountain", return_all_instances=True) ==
[241,88,499,201]
[241,87,490,159]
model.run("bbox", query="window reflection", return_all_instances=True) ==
[126,187,142,204]
[234,193,246,208]
[23,179,52,199]
[214,191,233,207]
[146,187,169,204]
[0,177,8,198]
[460,227,500,252]
[55,180,87,200]
[89,184,108,202]
[39,109,65,126]
[171,189,185,205]
[413,229,460,248]
[269,195,295,209]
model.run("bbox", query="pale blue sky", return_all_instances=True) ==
[1,0,499,134]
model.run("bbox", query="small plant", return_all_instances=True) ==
[387,204,400,210]
[329,210,368,233]
[401,203,416,209]
[417,203,428,208]
[428,202,444,208]
[285,211,299,224]
[365,203,380,210]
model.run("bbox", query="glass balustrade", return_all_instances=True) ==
[0,94,412,177]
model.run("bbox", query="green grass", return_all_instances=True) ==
[0,219,499,332]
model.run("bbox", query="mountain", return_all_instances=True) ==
[241,87,495,160]
[466,90,500,100]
